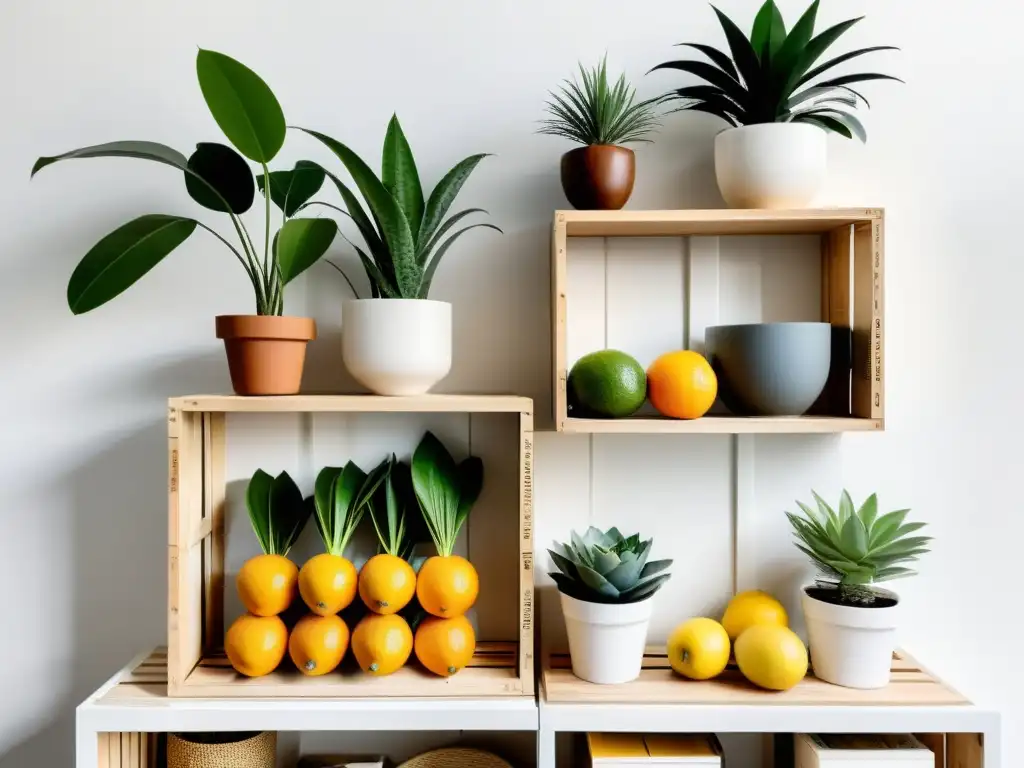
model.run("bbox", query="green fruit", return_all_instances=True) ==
[567,350,646,418]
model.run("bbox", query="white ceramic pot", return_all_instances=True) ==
[342,299,452,396]
[715,123,827,209]
[560,592,653,684]
[802,587,900,689]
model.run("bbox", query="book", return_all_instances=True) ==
[796,734,934,767]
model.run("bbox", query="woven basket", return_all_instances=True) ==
[167,731,276,768]
[398,747,511,768]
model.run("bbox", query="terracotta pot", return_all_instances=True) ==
[215,315,316,396]
[560,145,636,210]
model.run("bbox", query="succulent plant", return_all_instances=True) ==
[786,491,931,605]
[650,0,901,140]
[539,57,663,146]
[548,527,672,604]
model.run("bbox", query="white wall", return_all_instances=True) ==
[1,0,1020,765]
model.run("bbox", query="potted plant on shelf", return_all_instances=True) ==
[295,117,501,396]
[539,57,662,210]
[651,0,900,208]
[548,527,672,684]
[31,50,337,395]
[786,490,931,689]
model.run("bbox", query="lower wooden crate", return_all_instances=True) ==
[97,733,160,768]
[543,648,969,706]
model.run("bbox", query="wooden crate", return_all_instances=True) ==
[542,648,967,707]
[167,394,535,698]
[551,208,885,434]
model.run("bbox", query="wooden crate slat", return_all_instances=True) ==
[544,650,969,707]
[173,394,532,413]
[560,208,882,237]
[562,416,882,434]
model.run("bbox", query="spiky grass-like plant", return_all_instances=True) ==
[651,0,901,140]
[539,57,662,146]
[786,491,930,606]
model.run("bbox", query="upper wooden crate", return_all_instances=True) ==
[551,209,885,434]
[167,394,535,698]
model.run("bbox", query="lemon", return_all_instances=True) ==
[667,618,730,681]
[721,590,788,641]
[734,624,808,691]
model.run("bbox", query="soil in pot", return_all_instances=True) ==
[805,585,898,609]
[216,315,316,396]
[560,145,635,210]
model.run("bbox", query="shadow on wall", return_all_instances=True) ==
[0,352,228,768]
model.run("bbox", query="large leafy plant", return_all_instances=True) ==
[539,57,662,146]
[295,116,500,299]
[548,527,672,605]
[32,49,337,316]
[786,491,931,605]
[651,0,901,140]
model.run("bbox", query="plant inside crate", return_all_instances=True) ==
[548,527,672,684]
[787,490,931,689]
[294,116,502,395]
[539,56,662,211]
[32,49,339,394]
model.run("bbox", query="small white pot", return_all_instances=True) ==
[342,299,452,396]
[715,123,827,209]
[802,587,900,690]
[560,592,653,684]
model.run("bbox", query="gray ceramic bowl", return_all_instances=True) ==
[705,322,831,416]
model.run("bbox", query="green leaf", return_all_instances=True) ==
[382,115,425,242]
[270,471,308,555]
[838,490,855,523]
[296,128,419,297]
[313,467,342,549]
[258,160,326,216]
[751,0,786,62]
[869,508,910,548]
[672,100,740,126]
[894,521,928,538]
[814,73,904,90]
[417,154,491,254]
[870,536,932,559]
[245,469,274,553]
[840,514,868,560]
[276,218,338,284]
[677,43,740,81]
[772,0,819,79]
[604,555,642,591]
[649,60,748,109]
[549,549,578,579]
[576,564,622,599]
[418,208,488,264]
[195,49,285,163]
[639,559,673,579]
[412,431,462,557]
[621,573,671,602]
[798,109,866,142]
[711,5,763,92]
[789,18,864,87]
[67,215,196,314]
[32,140,190,177]
[330,461,368,555]
[798,46,899,88]
[455,456,484,535]
[184,142,254,214]
[875,566,916,581]
[590,549,622,574]
[419,222,502,298]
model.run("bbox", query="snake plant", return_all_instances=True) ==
[539,57,662,146]
[786,491,931,605]
[651,0,901,140]
[32,50,337,316]
[549,527,672,604]
[296,116,501,299]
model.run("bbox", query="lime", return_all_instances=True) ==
[567,350,646,418]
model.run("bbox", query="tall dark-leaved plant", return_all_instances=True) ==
[32,50,338,316]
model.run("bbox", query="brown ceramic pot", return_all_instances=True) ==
[216,315,316,396]
[560,145,636,210]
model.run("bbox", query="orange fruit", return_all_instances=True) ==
[646,350,717,420]
[414,615,476,677]
[288,613,349,676]
[237,554,298,617]
[416,555,479,617]
[351,613,413,676]
[225,613,287,677]
[298,553,358,616]
[359,553,416,615]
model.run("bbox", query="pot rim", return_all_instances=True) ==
[563,143,636,155]
[707,321,831,331]
[559,590,654,624]
[215,314,316,342]
[343,298,452,307]
[802,585,900,629]
[716,121,827,139]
